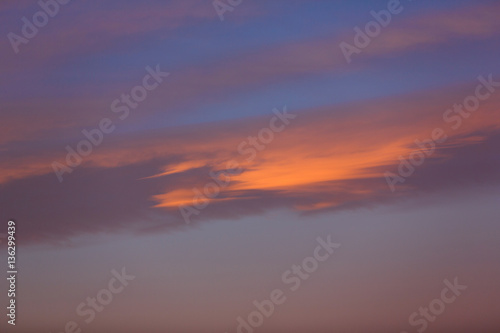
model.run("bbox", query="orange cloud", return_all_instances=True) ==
[2,82,500,242]
[2,78,499,215]
[146,84,500,211]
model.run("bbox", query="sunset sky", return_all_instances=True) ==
[1,0,500,332]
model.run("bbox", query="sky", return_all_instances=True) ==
[0,0,500,332]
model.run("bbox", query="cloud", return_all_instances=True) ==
[361,2,500,57]
[2,81,499,244]
[2,1,499,150]
[146,84,500,213]
[0,158,187,245]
